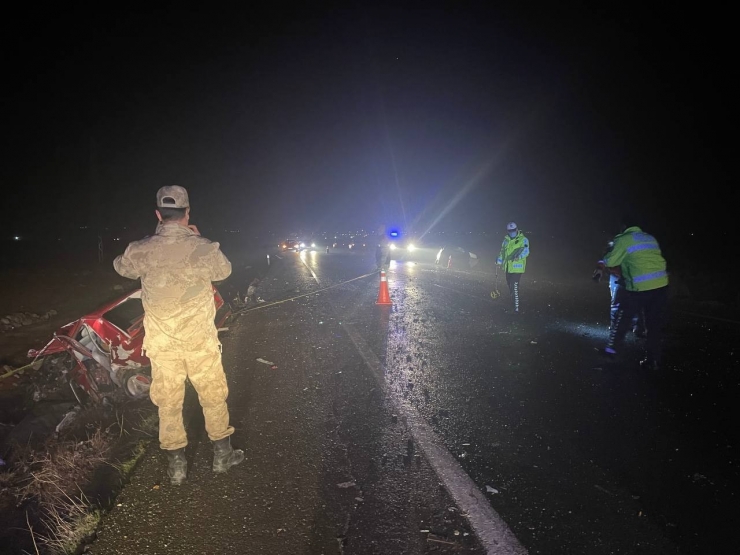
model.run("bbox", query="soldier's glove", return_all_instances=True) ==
[592,269,603,283]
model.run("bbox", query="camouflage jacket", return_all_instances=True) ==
[113,223,232,355]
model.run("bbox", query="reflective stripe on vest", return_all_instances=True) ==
[633,270,667,283]
[626,242,659,254]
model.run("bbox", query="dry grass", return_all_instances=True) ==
[0,468,19,488]
[5,408,156,554]
[40,492,102,554]
[7,430,112,554]
[26,510,41,555]
[15,429,110,507]
[131,410,159,437]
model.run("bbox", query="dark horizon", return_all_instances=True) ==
[1,5,732,243]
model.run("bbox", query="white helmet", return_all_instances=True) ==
[506,222,517,231]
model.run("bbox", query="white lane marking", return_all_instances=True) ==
[298,253,320,284]
[301,258,526,553]
[343,323,527,555]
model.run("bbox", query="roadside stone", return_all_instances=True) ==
[1,310,54,332]
[8,313,24,326]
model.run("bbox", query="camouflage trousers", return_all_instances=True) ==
[148,348,234,450]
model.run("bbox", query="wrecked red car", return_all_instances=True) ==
[28,287,231,404]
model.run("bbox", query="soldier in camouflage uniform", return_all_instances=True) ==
[113,185,244,485]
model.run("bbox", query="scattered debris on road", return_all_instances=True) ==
[427,534,457,546]
[594,484,613,495]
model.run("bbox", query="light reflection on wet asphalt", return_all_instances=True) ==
[301,249,737,555]
[89,248,737,555]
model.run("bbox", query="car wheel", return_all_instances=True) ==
[120,368,152,399]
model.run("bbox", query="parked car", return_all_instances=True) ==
[280,239,300,251]
[27,287,231,404]
[436,246,479,269]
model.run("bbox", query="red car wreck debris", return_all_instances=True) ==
[27,287,231,404]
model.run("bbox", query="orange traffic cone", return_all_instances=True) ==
[376,270,392,305]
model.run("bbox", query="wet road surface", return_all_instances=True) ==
[90,248,739,554]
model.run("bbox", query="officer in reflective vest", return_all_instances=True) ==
[496,222,530,313]
[603,217,669,370]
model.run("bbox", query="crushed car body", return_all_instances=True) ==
[28,287,231,404]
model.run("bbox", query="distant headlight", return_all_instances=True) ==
[311,243,316,248]
[300,242,305,248]
[407,244,416,252]
[389,244,397,250]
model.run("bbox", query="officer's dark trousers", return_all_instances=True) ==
[506,272,522,311]
[609,276,645,332]
[608,286,668,364]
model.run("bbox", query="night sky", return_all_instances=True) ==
[1,4,732,243]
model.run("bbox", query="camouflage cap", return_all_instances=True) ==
[156,185,190,209]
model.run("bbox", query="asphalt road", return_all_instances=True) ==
[89,247,739,555]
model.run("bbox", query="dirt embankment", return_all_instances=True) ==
[0,240,262,554]
[0,258,152,554]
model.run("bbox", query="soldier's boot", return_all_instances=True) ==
[166,448,187,485]
[212,437,245,473]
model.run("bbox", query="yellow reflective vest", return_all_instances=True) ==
[497,231,529,273]
[603,226,668,292]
